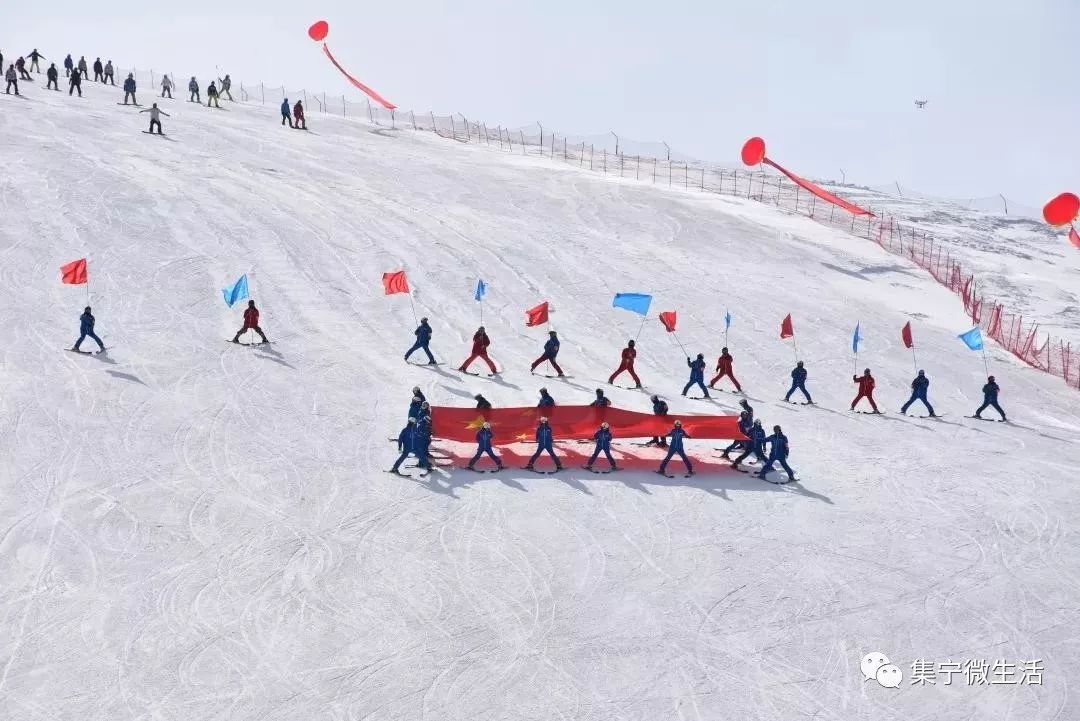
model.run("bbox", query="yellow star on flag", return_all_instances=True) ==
[465,416,488,430]
[515,433,530,441]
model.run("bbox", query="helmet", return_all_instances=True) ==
[601,422,609,429]
[773,425,782,432]
[753,419,762,426]
[988,375,995,381]
[628,339,635,347]
[482,421,491,429]
[864,368,871,374]
[674,420,682,426]
[539,416,548,423]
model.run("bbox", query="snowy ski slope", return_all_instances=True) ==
[1,83,1080,721]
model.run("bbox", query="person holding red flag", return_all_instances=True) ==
[851,368,880,413]
[708,347,742,392]
[682,354,711,398]
[404,317,436,365]
[73,306,106,353]
[459,326,497,374]
[608,339,641,387]
[231,300,269,344]
[530,330,564,376]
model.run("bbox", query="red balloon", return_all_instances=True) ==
[741,137,766,166]
[308,20,329,42]
[1043,192,1080,227]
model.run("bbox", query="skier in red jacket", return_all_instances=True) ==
[708,347,742,392]
[851,368,879,413]
[231,300,269,344]
[459,326,497,374]
[608,339,641,387]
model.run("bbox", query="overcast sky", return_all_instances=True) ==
[5,0,1076,205]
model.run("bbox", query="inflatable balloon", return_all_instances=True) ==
[1042,192,1080,227]
[308,20,397,110]
[308,20,329,42]
[740,136,872,217]
[741,137,766,166]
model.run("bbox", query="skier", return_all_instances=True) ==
[63,54,73,77]
[732,419,767,470]
[218,74,233,101]
[738,398,754,423]
[92,57,103,83]
[474,394,492,410]
[851,368,880,413]
[467,422,503,471]
[657,420,693,476]
[758,425,796,481]
[537,388,555,409]
[77,56,88,81]
[103,60,115,86]
[206,80,220,108]
[590,388,611,408]
[525,417,562,471]
[280,98,292,127]
[139,103,170,135]
[160,74,173,98]
[721,410,752,459]
[5,64,18,95]
[411,385,426,404]
[73,306,105,353]
[188,76,200,103]
[530,330,564,376]
[16,57,30,81]
[417,400,432,426]
[389,418,419,474]
[899,370,935,416]
[407,394,423,422]
[784,361,813,403]
[230,299,269,344]
[459,326,497,374]
[122,73,137,105]
[585,422,618,471]
[293,100,306,130]
[974,375,1006,421]
[682,354,711,398]
[708,347,742,392]
[46,63,58,90]
[27,49,44,73]
[414,411,434,471]
[608,339,641,387]
[404,317,436,365]
[646,394,669,447]
[68,66,82,96]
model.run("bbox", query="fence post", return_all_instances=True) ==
[776,177,782,202]
[746,173,752,199]
[603,149,607,174]
[653,158,657,183]
[867,212,872,238]
[719,170,724,193]
[590,144,594,171]
[563,137,567,161]
[580,142,584,166]
[323,92,327,113]
[668,162,672,187]
[520,130,526,154]
[151,70,156,87]
[367,100,374,124]
[463,117,470,141]
[507,128,513,152]
[701,168,705,190]
[390,109,395,130]
[794,186,800,213]
[260,83,265,104]
[342,95,346,117]
[304,90,308,106]
[850,213,856,232]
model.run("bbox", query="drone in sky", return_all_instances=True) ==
[914,99,929,109]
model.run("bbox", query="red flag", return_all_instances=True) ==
[658,311,677,333]
[1070,225,1080,250]
[525,301,549,327]
[901,321,913,349]
[60,258,88,285]
[382,270,410,295]
[780,313,794,339]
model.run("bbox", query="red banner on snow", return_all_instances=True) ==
[741,137,873,217]
[1070,225,1080,250]
[901,321,913,349]
[780,313,794,339]
[61,258,87,285]
[659,311,677,332]
[525,301,549,327]
[430,405,743,443]
[382,270,410,295]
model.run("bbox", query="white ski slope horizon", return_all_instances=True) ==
[2,83,1080,721]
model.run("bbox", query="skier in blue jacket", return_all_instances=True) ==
[414,412,433,471]
[281,98,293,127]
[407,395,423,422]
[411,386,426,403]
[537,388,555,408]
[974,376,1006,421]
[732,419,767,470]
[658,420,693,475]
[390,418,419,474]
[784,361,813,403]
[525,417,562,471]
[758,425,796,481]
[467,422,502,471]
[682,354,711,398]
[404,317,437,365]
[590,388,611,408]
[647,394,669,447]
[900,370,936,416]
[721,411,753,459]
[585,422,618,471]
[63,54,73,77]
[530,330,564,376]
[122,73,137,104]
[73,306,105,353]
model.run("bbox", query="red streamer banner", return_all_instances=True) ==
[308,19,397,111]
[741,137,873,217]
[430,405,743,443]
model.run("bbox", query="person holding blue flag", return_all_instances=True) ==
[459,326,497,374]
[608,339,641,387]
[656,420,694,476]
[900,370,936,416]
[784,361,813,403]
[466,422,503,471]
[682,354,711,398]
[404,317,437,365]
[974,376,1006,421]
[708,347,742,392]
[851,368,880,413]
[584,422,618,471]
[231,300,269,344]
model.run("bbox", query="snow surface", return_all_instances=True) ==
[2,84,1080,721]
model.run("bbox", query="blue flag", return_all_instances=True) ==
[612,293,653,317]
[958,327,983,350]
[724,310,732,331]
[474,279,486,302]
[222,274,249,308]
[852,322,861,354]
